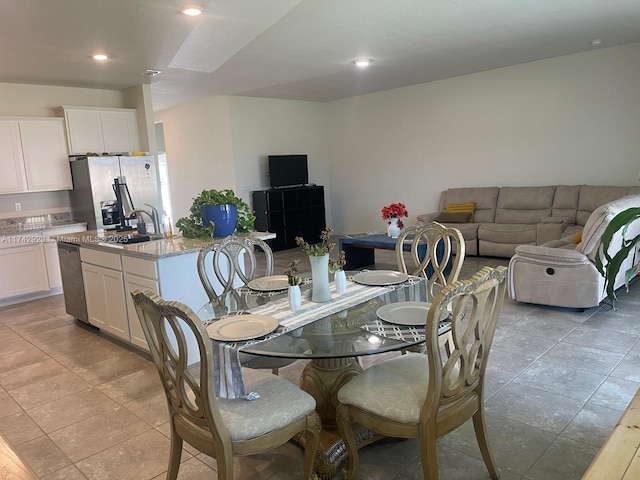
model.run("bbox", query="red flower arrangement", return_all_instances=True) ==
[381,202,408,228]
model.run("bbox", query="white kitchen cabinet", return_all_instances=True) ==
[19,119,72,191]
[0,121,27,193]
[101,110,141,153]
[0,118,71,193]
[0,240,48,298]
[81,249,129,340]
[44,242,62,289]
[58,106,141,154]
[122,255,159,351]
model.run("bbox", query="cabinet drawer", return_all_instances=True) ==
[80,248,122,270]
[122,255,158,279]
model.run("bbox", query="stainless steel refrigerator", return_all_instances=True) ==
[68,155,162,231]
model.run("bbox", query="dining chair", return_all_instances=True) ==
[396,222,466,298]
[197,235,274,298]
[336,265,508,480]
[197,236,293,374]
[131,290,321,480]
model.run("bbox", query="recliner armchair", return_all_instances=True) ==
[508,194,640,309]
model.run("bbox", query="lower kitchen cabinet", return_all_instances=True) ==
[0,242,48,298]
[81,249,129,340]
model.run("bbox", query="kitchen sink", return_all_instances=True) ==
[113,234,151,244]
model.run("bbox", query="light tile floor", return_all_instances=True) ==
[1,247,639,479]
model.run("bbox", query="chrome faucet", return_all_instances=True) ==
[126,204,163,235]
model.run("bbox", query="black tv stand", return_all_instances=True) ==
[252,185,326,251]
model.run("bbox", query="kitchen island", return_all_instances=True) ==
[51,230,275,351]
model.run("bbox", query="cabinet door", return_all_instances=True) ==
[123,273,159,351]
[19,120,72,191]
[101,110,140,153]
[0,121,27,193]
[65,109,104,154]
[82,263,129,340]
[0,244,47,298]
[44,242,62,289]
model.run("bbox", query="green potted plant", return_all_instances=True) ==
[595,207,640,305]
[175,189,255,239]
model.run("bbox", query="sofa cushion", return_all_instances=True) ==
[576,185,640,226]
[478,223,537,244]
[494,186,555,224]
[552,185,581,224]
[438,187,499,224]
[435,211,472,223]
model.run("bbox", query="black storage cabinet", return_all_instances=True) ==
[252,186,326,251]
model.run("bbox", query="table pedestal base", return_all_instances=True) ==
[297,357,384,479]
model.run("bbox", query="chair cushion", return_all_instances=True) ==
[444,202,476,222]
[218,368,316,441]
[337,353,427,424]
[435,212,472,223]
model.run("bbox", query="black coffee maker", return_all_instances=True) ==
[100,200,120,228]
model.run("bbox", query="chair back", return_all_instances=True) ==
[131,291,231,446]
[197,236,274,300]
[396,222,465,297]
[424,266,507,415]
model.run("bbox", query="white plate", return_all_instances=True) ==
[376,301,449,326]
[206,315,279,341]
[352,270,409,286]
[247,275,289,292]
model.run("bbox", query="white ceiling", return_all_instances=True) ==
[2,0,640,112]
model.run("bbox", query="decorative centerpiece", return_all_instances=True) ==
[329,250,347,295]
[284,259,302,311]
[381,202,408,238]
[175,189,255,239]
[295,227,336,303]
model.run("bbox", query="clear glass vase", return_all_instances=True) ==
[309,254,331,302]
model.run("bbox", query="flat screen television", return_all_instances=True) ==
[268,154,309,188]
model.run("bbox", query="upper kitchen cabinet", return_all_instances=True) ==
[19,119,72,191]
[57,106,141,155]
[0,121,26,193]
[0,118,71,193]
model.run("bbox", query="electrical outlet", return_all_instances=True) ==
[15,203,21,212]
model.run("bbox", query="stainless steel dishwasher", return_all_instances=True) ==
[57,241,89,323]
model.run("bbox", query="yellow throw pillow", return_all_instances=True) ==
[444,202,476,223]
[574,230,583,244]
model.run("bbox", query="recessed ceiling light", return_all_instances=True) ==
[142,69,162,77]
[354,58,372,67]
[181,6,202,16]
[92,54,108,61]
[590,39,603,47]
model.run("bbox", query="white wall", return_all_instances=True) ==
[0,83,124,117]
[227,97,329,217]
[0,83,126,216]
[326,42,640,235]
[154,96,236,224]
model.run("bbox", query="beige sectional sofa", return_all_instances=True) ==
[417,185,640,258]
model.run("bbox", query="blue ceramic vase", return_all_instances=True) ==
[201,204,238,237]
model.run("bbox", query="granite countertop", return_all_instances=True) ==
[50,230,277,260]
[0,212,87,236]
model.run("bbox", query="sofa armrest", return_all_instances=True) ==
[514,244,591,265]
[416,212,439,226]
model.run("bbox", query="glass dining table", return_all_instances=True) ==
[197,271,450,479]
